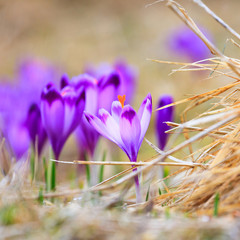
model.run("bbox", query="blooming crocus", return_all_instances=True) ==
[168,26,212,62]
[26,103,47,156]
[156,95,174,151]
[68,71,121,159]
[85,94,152,203]
[41,83,85,159]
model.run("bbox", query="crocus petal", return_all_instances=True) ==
[71,74,98,114]
[60,73,70,89]
[84,112,112,141]
[61,86,78,136]
[120,105,141,160]
[111,101,122,123]
[138,94,152,145]
[75,118,99,157]
[138,93,152,120]
[114,59,138,103]
[98,109,124,146]
[85,109,125,150]
[98,71,120,111]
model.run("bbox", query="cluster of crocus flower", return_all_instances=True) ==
[75,59,138,160]
[0,56,176,203]
[0,58,138,164]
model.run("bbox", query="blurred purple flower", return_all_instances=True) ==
[41,83,85,159]
[18,58,58,104]
[115,59,137,103]
[84,58,138,103]
[0,58,59,160]
[7,121,30,160]
[156,95,174,151]
[26,103,47,156]
[169,26,212,62]
[0,84,31,159]
[65,71,121,158]
[85,94,152,203]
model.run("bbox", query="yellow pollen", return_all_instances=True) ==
[118,95,126,108]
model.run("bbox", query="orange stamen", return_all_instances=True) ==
[118,95,126,108]
[61,90,68,97]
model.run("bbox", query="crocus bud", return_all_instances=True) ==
[41,83,85,159]
[156,95,174,150]
[26,103,47,156]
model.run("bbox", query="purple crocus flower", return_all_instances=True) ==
[169,26,212,62]
[41,83,85,159]
[67,71,121,158]
[84,58,137,103]
[85,93,152,203]
[114,59,137,103]
[26,103,47,156]
[156,95,174,151]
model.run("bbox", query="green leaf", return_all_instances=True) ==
[30,150,35,182]
[0,205,17,225]
[85,164,90,187]
[214,192,220,217]
[158,188,162,195]
[38,186,44,205]
[48,161,56,191]
[84,152,91,186]
[145,185,150,201]
[165,207,170,219]
[99,151,107,183]
[43,157,48,190]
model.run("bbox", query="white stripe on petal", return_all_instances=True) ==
[111,101,122,123]
[119,106,141,160]
[98,109,124,146]
[138,97,152,146]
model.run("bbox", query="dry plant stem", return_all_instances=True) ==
[144,138,194,164]
[166,0,240,77]
[91,113,238,193]
[156,81,240,112]
[50,159,206,168]
[89,154,98,187]
[193,0,240,41]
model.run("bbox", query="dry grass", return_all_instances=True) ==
[1,0,240,239]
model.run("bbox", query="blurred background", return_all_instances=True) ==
[1,0,240,181]
[1,0,240,97]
